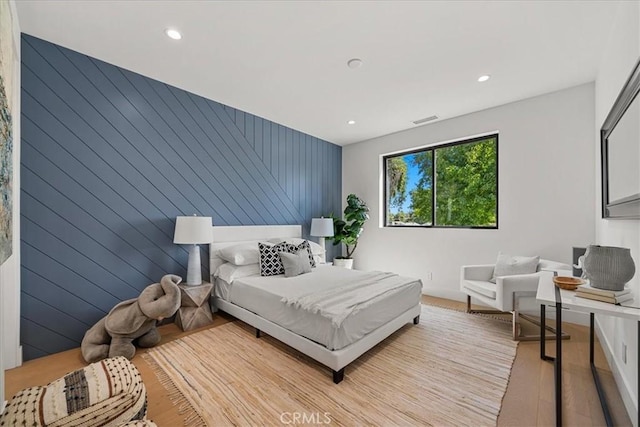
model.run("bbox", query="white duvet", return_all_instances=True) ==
[219,266,423,350]
[281,271,416,327]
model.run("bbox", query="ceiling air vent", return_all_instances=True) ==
[412,115,438,125]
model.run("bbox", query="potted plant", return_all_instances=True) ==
[329,193,370,269]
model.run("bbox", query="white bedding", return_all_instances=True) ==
[282,271,419,327]
[214,266,422,350]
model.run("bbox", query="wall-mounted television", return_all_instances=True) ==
[601,56,640,219]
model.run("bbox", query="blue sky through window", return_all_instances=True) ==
[389,154,425,214]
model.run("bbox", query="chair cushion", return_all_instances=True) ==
[490,253,540,283]
[0,356,147,427]
[462,280,497,300]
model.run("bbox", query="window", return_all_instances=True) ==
[384,134,498,228]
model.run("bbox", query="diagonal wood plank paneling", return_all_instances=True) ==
[20,34,342,361]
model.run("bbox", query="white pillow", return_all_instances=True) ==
[214,262,261,284]
[490,252,540,283]
[269,237,325,255]
[218,242,269,266]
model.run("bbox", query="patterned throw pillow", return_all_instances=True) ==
[259,242,290,276]
[259,241,317,276]
[291,240,316,268]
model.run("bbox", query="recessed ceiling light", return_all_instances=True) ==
[477,75,490,82]
[165,28,182,40]
[347,120,356,125]
[347,58,363,69]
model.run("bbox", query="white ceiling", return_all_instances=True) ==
[16,1,619,145]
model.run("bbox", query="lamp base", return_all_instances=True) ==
[186,244,203,286]
[317,237,327,264]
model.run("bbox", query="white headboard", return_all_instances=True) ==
[209,225,302,277]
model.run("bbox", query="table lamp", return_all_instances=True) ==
[310,217,334,258]
[173,215,212,285]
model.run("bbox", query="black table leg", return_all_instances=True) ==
[541,304,545,359]
[541,304,555,362]
[590,312,613,427]
[590,313,594,365]
[555,286,562,427]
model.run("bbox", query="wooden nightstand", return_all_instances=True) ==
[175,282,213,331]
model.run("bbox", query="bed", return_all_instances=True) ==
[209,225,423,383]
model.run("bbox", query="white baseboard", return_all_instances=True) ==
[595,318,637,427]
[421,288,464,302]
[422,290,590,326]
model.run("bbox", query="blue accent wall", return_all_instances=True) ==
[20,34,342,360]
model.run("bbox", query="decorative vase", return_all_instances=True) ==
[333,258,354,269]
[582,245,635,291]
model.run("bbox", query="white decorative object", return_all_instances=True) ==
[310,217,334,262]
[333,258,354,269]
[174,215,212,286]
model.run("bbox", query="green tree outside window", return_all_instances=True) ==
[384,135,497,228]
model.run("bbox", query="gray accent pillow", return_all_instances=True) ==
[279,250,312,278]
[271,240,316,268]
[490,253,540,283]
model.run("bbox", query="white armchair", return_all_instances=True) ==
[460,259,571,340]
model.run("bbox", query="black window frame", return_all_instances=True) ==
[383,133,499,229]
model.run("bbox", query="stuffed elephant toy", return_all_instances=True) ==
[81,274,182,363]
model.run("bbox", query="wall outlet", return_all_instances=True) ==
[426,272,433,280]
[622,342,627,364]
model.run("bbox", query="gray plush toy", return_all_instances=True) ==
[81,274,182,363]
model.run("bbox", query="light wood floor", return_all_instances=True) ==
[4,296,632,426]
[429,296,632,427]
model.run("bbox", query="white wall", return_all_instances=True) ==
[594,1,640,424]
[343,83,595,303]
[1,0,21,410]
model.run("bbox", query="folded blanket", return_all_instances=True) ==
[281,271,417,327]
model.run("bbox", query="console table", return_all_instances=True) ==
[536,273,640,427]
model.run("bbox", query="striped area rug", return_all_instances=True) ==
[143,305,517,426]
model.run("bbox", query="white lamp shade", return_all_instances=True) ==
[310,218,334,237]
[173,216,212,244]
